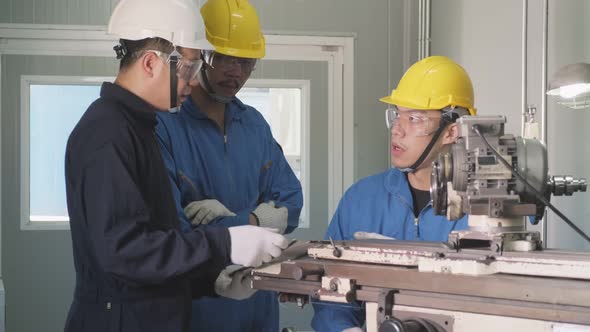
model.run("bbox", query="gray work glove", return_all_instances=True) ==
[251,201,288,234]
[353,232,396,240]
[184,199,236,225]
[214,265,257,300]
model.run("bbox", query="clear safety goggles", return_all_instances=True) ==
[202,50,257,74]
[385,106,442,137]
[145,49,203,82]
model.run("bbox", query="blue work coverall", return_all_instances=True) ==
[156,96,303,332]
[64,83,231,332]
[311,168,468,332]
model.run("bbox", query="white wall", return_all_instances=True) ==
[431,0,524,135]
[545,0,590,251]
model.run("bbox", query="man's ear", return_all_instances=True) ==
[442,123,460,145]
[139,52,161,78]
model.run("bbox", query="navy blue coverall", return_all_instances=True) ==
[64,83,231,332]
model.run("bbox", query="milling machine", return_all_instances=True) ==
[252,115,590,332]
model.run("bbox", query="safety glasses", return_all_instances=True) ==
[385,106,442,137]
[202,50,257,74]
[145,49,203,82]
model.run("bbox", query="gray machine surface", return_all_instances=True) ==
[253,115,590,332]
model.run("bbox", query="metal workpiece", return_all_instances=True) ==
[305,240,590,280]
[290,265,324,281]
[254,241,590,289]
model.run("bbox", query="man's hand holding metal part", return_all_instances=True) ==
[215,265,256,300]
[228,226,289,268]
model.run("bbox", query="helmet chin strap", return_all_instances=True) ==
[398,110,459,173]
[169,52,180,113]
[197,66,233,104]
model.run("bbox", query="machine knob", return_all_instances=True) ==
[379,318,404,332]
[380,317,444,332]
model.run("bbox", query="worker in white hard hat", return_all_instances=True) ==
[63,1,288,331]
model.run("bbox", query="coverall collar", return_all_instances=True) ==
[384,168,420,211]
[101,82,158,126]
[182,95,247,122]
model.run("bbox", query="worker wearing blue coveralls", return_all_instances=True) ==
[64,1,289,331]
[311,56,478,332]
[155,1,303,331]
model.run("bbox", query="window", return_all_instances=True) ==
[237,88,301,175]
[21,76,110,229]
[21,77,310,229]
[237,80,310,227]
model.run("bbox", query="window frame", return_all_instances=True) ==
[20,75,114,230]
[242,79,311,228]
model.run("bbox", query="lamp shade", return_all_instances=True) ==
[547,63,590,109]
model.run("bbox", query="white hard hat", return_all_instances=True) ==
[107,0,213,50]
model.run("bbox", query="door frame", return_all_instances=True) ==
[0,23,355,234]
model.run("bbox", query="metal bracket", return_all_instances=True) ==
[377,290,396,327]
[449,230,541,253]
[317,277,357,303]
[278,293,309,309]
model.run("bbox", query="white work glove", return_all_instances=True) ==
[353,232,396,240]
[251,201,288,234]
[214,265,257,300]
[184,199,236,225]
[228,225,289,267]
[342,327,363,332]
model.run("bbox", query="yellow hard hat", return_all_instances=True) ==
[380,55,476,115]
[200,0,265,59]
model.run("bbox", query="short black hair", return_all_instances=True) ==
[117,37,174,70]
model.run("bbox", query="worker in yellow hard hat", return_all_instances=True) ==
[155,1,302,331]
[196,0,265,103]
[312,56,476,332]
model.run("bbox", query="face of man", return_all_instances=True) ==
[389,106,445,170]
[204,52,257,98]
[147,47,202,111]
